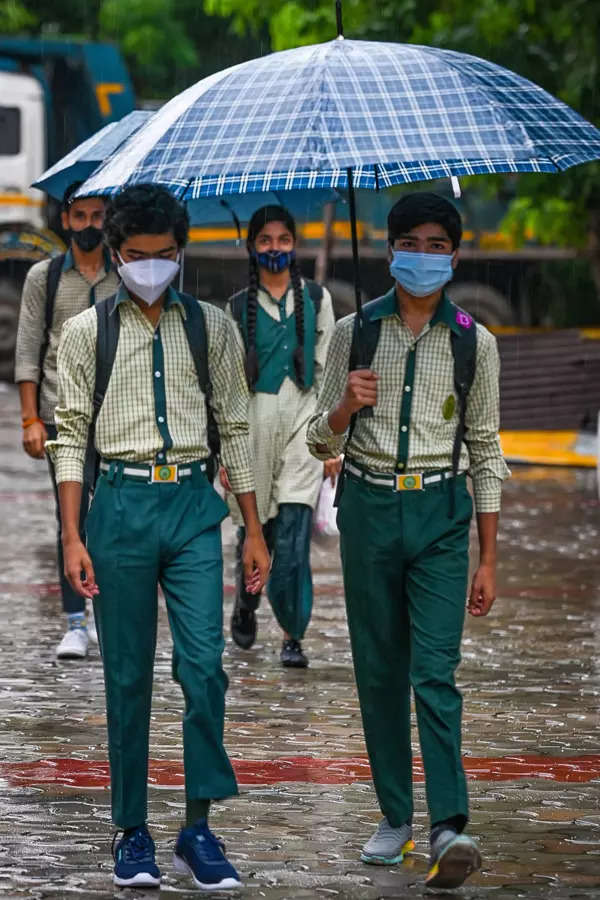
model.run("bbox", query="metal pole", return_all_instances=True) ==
[336,0,344,37]
[314,201,335,285]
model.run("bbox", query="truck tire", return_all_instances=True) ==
[0,278,21,382]
[446,282,514,326]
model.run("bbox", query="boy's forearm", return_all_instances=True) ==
[235,491,263,535]
[476,511,498,565]
[57,481,84,541]
[18,381,39,420]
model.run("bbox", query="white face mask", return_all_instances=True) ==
[117,254,180,305]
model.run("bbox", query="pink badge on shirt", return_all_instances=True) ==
[456,310,473,329]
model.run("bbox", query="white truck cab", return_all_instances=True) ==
[0,71,45,229]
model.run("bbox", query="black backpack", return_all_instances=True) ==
[36,254,65,406]
[229,279,323,343]
[337,295,477,514]
[83,292,220,487]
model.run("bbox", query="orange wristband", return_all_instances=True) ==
[22,416,43,429]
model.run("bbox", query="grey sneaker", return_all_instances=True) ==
[360,818,414,865]
[426,829,481,889]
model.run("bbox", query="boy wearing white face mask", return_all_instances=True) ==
[307,193,510,889]
[47,184,270,891]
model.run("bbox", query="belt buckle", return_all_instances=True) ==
[150,464,179,483]
[394,473,423,491]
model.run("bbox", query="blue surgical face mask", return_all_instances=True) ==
[251,248,295,274]
[390,250,454,297]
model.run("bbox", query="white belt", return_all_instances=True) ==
[345,460,459,492]
[99,461,205,483]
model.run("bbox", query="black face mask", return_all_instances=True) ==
[71,226,104,252]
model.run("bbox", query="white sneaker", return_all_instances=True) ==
[56,627,89,659]
[87,614,98,644]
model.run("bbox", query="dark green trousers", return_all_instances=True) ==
[236,503,313,640]
[86,462,238,829]
[337,471,472,829]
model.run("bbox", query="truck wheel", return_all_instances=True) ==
[0,278,21,382]
[446,282,514,326]
[325,279,370,319]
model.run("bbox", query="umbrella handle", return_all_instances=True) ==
[355,364,375,419]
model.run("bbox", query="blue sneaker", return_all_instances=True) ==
[173,819,242,891]
[112,825,161,888]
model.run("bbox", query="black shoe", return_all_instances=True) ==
[231,605,257,649]
[280,639,308,668]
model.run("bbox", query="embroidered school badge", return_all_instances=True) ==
[456,310,473,329]
[442,394,456,420]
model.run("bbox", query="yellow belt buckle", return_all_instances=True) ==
[394,473,423,491]
[151,464,178,483]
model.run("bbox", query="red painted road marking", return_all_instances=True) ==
[1,756,599,789]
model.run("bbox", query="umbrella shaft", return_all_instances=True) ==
[336,0,343,37]
[346,165,363,318]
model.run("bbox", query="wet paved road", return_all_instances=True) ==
[0,382,599,899]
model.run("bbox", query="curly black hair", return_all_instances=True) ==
[245,205,305,391]
[388,192,462,249]
[104,184,189,251]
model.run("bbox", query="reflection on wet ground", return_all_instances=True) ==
[0,384,599,898]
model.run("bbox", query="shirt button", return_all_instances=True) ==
[401,425,408,433]
[154,334,159,341]
[283,344,288,350]
[158,452,164,459]
[404,385,411,393]
[398,463,405,470]
[154,370,161,378]
[410,345,416,352]
[158,416,165,424]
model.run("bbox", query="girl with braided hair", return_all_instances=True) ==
[220,205,339,667]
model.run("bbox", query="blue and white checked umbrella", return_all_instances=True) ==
[79,38,600,201]
[32,110,153,200]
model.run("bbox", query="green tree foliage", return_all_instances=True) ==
[0,0,38,33]
[99,0,198,95]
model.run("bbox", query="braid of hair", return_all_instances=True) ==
[245,254,260,391]
[290,257,306,389]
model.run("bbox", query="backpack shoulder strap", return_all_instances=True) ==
[449,302,477,400]
[448,302,478,497]
[177,293,221,465]
[84,293,120,486]
[229,288,249,329]
[37,254,65,401]
[348,296,383,372]
[178,293,210,394]
[304,279,323,315]
[45,254,64,332]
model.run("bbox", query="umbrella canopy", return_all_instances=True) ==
[186,188,340,229]
[78,38,600,201]
[33,110,153,200]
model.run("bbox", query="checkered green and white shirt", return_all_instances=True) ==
[307,289,510,513]
[14,249,119,424]
[47,286,254,494]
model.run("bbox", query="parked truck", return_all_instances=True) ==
[0,37,135,378]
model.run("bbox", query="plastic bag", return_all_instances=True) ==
[314,476,339,537]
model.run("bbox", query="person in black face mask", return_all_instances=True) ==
[219,205,339,668]
[15,180,118,661]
